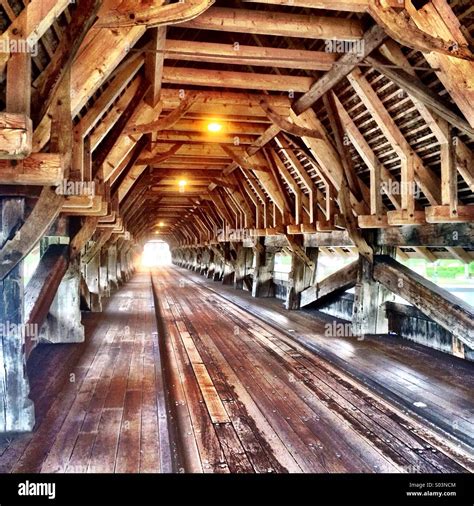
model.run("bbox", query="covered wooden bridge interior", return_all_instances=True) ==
[0,0,473,474]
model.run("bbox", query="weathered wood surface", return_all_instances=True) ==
[180,267,474,452]
[151,267,473,472]
[24,244,69,357]
[0,187,64,280]
[0,113,32,159]
[373,256,474,350]
[0,198,35,433]
[0,154,63,185]
[0,273,172,472]
[300,261,358,308]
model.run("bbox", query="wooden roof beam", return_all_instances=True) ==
[181,7,363,40]
[293,23,387,115]
[162,39,337,71]
[0,0,71,76]
[383,1,474,126]
[241,0,402,12]
[162,67,313,93]
[347,68,441,208]
[95,0,214,28]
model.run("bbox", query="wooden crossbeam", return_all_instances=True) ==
[163,39,337,71]
[181,7,363,40]
[162,67,313,92]
[0,154,63,185]
[242,0,402,11]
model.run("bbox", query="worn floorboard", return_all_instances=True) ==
[151,266,473,474]
[0,267,472,474]
[0,274,172,473]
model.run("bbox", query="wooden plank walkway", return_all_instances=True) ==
[0,273,172,473]
[0,267,472,474]
[182,269,474,451]
[151,267,474,474]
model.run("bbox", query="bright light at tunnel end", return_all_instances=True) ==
[141,240,172,268]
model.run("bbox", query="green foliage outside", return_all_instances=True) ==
[401,258,474,280]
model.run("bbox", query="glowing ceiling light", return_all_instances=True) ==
[178,178,187,193]
[158,221,164,227]
[207,121,223,133]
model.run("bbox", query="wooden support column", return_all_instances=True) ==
[108,244,119,290]
[252,239,275,298]
[212,247,223,281]
[222,242,235,286]
[84,249,102,312]
[200,248,210,276]
[99,247,110,297]
[0,198,35,433]
[233,244,247,290]
[118,242,130,282]
[285,246,318,310]
[352,246,396,337]
[39,257,85,344]
[206,249,215,279]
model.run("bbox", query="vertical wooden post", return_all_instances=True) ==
[352,246,395,337]
[234,244,246,290]
[285,247,318,310]
[39,219,85,344]
[222,242,235,285]
[99,247,110,297]
[0,198,35,432]
[108,244,118,291]
[40,257,85,344]
[207,249,215,279]
[252,239,275,298]
[116,241,124,286]
[85,251,102,312]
